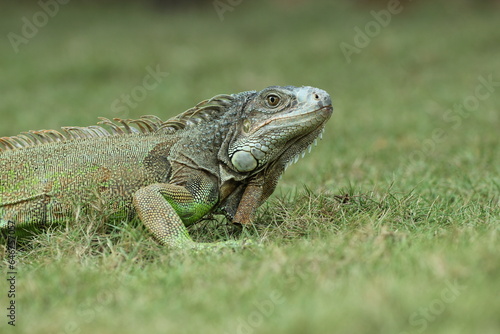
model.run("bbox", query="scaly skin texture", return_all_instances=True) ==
[0,86,333,248]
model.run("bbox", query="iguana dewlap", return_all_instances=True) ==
[0,86,333,248]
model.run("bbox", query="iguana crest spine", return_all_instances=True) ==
[0,94,235,152]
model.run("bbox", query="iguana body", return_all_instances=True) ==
[0,86,332,248]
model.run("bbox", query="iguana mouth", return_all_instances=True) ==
[281,115,329,171]
[257,105,333,129]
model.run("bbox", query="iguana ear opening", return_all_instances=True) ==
[231,150,258,172]
[242,119,251,133]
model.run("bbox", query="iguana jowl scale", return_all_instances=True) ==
[0,86,333,248]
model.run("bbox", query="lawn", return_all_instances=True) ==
[1,1,499,333]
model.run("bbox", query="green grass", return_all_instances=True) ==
[1,1,500,333]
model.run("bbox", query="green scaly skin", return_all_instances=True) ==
[0,86,333,249]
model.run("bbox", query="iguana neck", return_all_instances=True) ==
[169,92,254,180]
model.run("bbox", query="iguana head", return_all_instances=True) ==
[225,85,333,174]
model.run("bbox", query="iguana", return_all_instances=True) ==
[0,86,332,249]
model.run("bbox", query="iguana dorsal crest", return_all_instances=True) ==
[0,94,235,152]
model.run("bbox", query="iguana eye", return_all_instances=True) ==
[266,94,280,107]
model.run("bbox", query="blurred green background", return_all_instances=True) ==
[1,1,499,333]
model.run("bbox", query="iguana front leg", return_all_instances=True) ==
[232,169,281,225]
[133,183,215,248]
[232,183,264,225]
